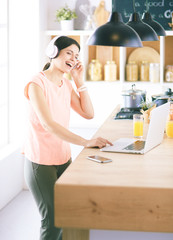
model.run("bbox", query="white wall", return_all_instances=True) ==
[69,81,165,128]
[9,0,40,144]
[46,0,112,30]
[0,150,24,209]
[70,81,122,128]
[0,0,41,210]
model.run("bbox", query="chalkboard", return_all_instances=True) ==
[112,0,173,30]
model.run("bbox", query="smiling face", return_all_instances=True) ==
[52,44,80,73]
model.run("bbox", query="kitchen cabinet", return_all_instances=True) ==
[39,0,173,128]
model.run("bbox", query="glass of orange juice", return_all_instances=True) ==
[166,120,173,138]
[166,103,173,138]
[133,114,144,139]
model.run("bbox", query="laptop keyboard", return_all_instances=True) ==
[123,140,145,151]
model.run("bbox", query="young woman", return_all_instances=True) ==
[23,36,112,240]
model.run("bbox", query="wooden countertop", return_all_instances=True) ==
[54,106,173,233]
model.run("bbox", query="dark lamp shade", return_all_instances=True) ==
[142,12,166,36]
[127,12,159,41]
[87,12,143,47]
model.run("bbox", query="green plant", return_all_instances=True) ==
[55,5,77,22]
[139,99,155,111]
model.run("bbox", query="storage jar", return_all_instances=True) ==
[165,65,173,82]
[88,59,102,81]
[149,63,160,83]
[140,61,149,81]
[126,61,138,82]
[104,61,117,81]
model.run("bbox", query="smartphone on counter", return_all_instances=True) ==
[87,155,112,163]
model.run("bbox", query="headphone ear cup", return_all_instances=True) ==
[45,44,58,58]
[45,36,60,58]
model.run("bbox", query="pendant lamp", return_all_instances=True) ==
[142,12,166,36]
[127,12,158,41]
[126,0,158,41]
[142,0,166,36]
[87,11,143,47]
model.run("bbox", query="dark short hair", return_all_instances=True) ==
[54,36,80,56]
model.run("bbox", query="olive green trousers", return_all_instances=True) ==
[24,158,72,240]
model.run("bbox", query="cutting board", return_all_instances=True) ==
[94,0,110,27]
[128,47,160,65]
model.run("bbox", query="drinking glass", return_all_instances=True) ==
[166,120,173,138]
[166,103,173,138]
[133,114,144,139]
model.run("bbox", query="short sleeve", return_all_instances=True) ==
[24,75,45,100]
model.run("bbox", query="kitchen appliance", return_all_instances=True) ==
[152,88,173,106]
[114,107,142,120]
[115,84,146,119]
[122,84,146,109]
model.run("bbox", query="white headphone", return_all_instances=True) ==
[45,36,60,59]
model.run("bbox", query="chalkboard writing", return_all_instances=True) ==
[113,0,173,30]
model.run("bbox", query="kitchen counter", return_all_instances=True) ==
[54,106,173,240]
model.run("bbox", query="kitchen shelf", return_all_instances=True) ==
[165,30,173,36]
[44,30,173,84]
[42,0,173,87]
[45,30,93,36]
[45,30,121,81]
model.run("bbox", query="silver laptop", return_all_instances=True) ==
[101,102,170,154]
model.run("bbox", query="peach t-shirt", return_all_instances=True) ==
[23,72,72,165]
